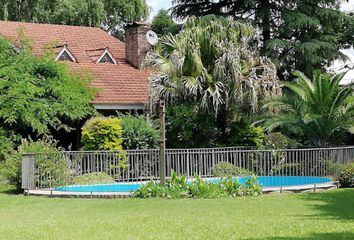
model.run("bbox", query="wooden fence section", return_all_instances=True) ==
[22,146,354,189]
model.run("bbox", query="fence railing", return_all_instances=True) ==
[22,146,354,190]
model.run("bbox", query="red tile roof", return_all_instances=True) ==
[0,21,150,107]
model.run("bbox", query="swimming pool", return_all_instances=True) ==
[54,176,332,193]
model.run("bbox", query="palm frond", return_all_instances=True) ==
[263,71,354,145]
[144,16,281,117]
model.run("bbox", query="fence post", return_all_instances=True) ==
[159,98,166,186]
[21,154,35,190]
[186,149,190,177]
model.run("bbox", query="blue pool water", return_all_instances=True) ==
[54,176,332,192]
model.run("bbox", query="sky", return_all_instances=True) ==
[148,0,354,16]
[147,0,354,83]
[147,0,172,18]
[331,0,354,83]
[342,0,354,11]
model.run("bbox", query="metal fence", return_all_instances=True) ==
[22,146,354,190]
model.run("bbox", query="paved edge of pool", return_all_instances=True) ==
[24,181,337,198]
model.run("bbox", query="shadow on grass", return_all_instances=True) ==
[294,189,354,220]
[249,190,354,240]
[248,231,354,240]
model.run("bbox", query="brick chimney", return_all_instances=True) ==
[125,22,150,69]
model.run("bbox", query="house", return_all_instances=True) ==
[0,21,151,114]
[0,21,153,149]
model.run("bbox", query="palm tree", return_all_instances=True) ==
[145,16,280,131]
[263,71,354,146]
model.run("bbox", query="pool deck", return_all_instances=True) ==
[24,182,337,198]
[262,182,336,193]
[25,189,133,198]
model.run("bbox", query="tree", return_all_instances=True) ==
[0,0,56,23]
[0,37,95,144]
[262,71,354,146]
[146,16,280,114]
[166,103,219,148]
[171,0,354,80]
[151,9,179,36]
[52,0,105,27]
[0,0,149,38]
[145,16,280,137]
[102,0,149,38]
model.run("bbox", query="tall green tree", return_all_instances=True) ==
[0,0,149,38]
[145,16,280,136]
[171,0,354,80]
[0,0,56,23]
[151,9,179,36]
[52,0,105,27]
[263,71,354,146]
[0,37,96,144]
[102,0,149,38]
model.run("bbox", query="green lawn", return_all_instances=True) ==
[0,189,353,240]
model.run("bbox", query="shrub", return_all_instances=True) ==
[243,177,263,196]
[220,176,243,197]
[314,159,343,176]
[164,171,190,198]
[72,172,115,185]
[0,128,16,162]
[226,122,264,148]
[35,154,69,188]
[134,171,262,199]
[263,132,302,149]
[133,180,166,198]
[270,159,343,176]
[263,132,288,149]
[120,115,159,149]
[271,163,301,176]
[0,154,21,190]
[188,175,225,198]
[81,117,127,172]
[336,163,354,188]
[166,103,219,148]
[0,139,66,190]
[211,162,253,177]
[81,117,124,151]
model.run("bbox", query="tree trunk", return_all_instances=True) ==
[217,106,232,144]
[258,0,271,54]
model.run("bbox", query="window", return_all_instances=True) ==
[56,45,76,62]
[97,49,117,64]
[99,52,115,64]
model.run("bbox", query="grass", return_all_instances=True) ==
[0,189,353,240]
